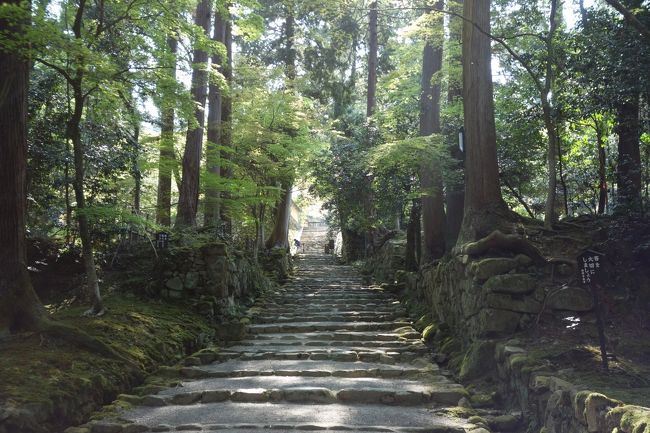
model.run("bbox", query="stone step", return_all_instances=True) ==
[258,302,403,309]
[213,349,424,364]
[254,314,406,323]
[250,331,421,342]
[148,376,466,406]
[256,307,405,315]
[248,322,413,334]
[117,402,473,432]
[236,339,424,349]
[180,359,440,380]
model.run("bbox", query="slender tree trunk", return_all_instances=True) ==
[177,0,212,227]
[557,131,569,217]
[67,1,103,315]
[596,123,608,214]
[445,0,465,248]
[405,198,421,271]
[132,123,141,214]
[204,10,227,227]
[419,1,446,262]
[616,96,642,214]
[543,0,560,229]
[0,1,48,334]
[266,184,292,249]
[220,17,233,236]
[459,0,509,243]
[156,36,177,227]
[367,0,378,117]
[69,84,103,315]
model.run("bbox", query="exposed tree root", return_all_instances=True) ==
[459,230,547,264]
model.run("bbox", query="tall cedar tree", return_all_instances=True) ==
[458,0,509,243]
[177,0,213,227]
[204,7,227,227]
[419,0,446,262]
[156,36,178,226]
[267,3,297,250]
[445,0,465,246]
[0,0,48,334]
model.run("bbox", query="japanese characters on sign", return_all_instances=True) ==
[156,232,169,249]
[577,250,604,286]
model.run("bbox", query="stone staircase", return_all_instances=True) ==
[79,254,482,433]
[298,225,329,255]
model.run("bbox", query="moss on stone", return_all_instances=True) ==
[0,295,216,433]
[422,324,438,343]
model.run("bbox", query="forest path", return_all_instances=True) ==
[92,253,480,433]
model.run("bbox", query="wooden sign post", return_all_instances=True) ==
[578,249,608,372]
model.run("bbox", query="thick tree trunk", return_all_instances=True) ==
[266,184,292,249]
[0,4,48,334]
[220,18,233,236]
[445,0,465,248]
[367,1,378,117]
[177,0,212,227]
[615,97,642,214]
[419,1,446,262]
[204,11,227,228]
[156,36,177,227]
[459,0,509,244]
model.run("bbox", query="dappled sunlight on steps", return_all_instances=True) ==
[79,254,482,433]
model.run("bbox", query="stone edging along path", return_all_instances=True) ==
[69,254,489,433]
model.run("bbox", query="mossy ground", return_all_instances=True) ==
[0,294,214,433]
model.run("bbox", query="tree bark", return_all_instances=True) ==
[67,0,103,315]
[542,0,560,229]
[220,17,233,236]
[156,36,177,227]
[0,0,48,335]
[459,0,509,244]
[445,0,465,248]
[367,0,378,117]
[405,198,421,271]
[615,96,642,214]
[592,116,609,214]
[177,0,212,227]
[419,1,446,261]
[68,82,104,315]
[266,184,292,250]
[204,10,227,228]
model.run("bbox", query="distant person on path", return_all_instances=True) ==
[293,238,302,252]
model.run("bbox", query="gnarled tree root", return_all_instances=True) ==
[459,230,547,264]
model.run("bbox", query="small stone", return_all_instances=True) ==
[487,414,520,432]
[141,395,168,406]
[64,428,91,433]
[458,397,472,408]
[116,394,142,405]
[171,392,202,405]
[201,390,230,403]
[483,274,537,295]
[151,425,172,432]
[547,286,594,312]
[165,276,183,292]
[183,356,202,367]
[90,423,123,433]
[122,425,148,433]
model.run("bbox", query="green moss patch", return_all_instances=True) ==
[0,295,215,433]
